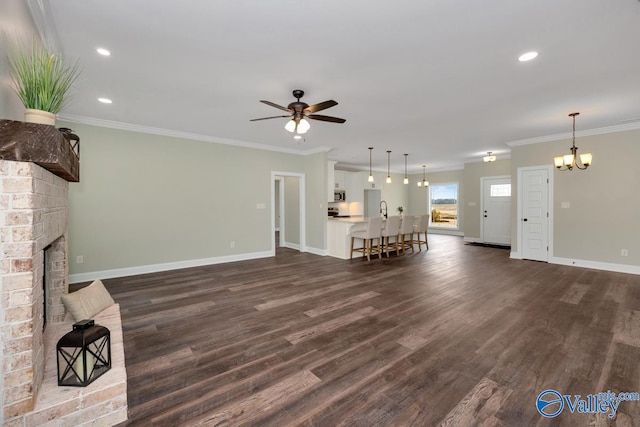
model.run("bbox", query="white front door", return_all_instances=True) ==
[481,177,511,245]
[520,168,549,261]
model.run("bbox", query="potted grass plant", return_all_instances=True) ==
[7,40,80,125]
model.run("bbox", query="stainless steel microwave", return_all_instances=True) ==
[334,190,346,202]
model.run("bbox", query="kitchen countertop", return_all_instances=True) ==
[328,216,366,223]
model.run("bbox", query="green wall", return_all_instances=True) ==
[511,128,640,267]
[63,121,328,280]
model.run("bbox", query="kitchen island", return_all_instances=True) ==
[327,217,367,259]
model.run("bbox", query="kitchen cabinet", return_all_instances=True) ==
[327,161,336,203]
[334,170,346,190]
[328,167,366,214]
[327,218,361,259]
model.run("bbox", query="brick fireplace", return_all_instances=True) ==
[0,159,70,419]
[1,120,127,426]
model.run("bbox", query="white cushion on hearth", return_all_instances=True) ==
[61,279,115,321]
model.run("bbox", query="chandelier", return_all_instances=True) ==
[553,112,592,171]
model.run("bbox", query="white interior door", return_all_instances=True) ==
[521,168,549,261]
[481,177,511,245]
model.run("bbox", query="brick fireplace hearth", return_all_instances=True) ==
[1,120,126,426]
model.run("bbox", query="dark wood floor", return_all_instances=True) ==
[98,235,640,426]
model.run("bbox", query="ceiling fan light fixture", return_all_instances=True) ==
[284,119,296,133]
[297,118,310,134]
[252,90,344,139]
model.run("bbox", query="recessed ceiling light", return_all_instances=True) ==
[98,98,112,104]
[518,51,538,62]
[96,48,111,56]
[293,135,302,140]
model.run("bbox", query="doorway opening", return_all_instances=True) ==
[272,172,306,254]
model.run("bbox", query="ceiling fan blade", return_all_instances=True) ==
[304,100,338,114]
[250,115,292,121]
[308,114,346,123]
[259,100,292,113]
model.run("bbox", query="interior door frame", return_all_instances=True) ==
[515,165,554,260]
[275,177,285,247]
[480,175,511,244]
[271,171,306,255]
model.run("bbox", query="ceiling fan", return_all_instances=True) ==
[250,89,346,134]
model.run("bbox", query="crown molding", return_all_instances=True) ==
[57,114,332,156]
[505,121,640,147]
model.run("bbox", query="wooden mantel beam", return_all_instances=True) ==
[0,119,79,182]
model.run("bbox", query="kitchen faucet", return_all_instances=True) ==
[380,200,388,219]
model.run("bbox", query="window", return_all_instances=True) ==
[490,183,511,197]
[430,183,458,229]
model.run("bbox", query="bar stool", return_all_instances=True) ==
[349,216,383,261]
[381,215,402,258]
[398,216,415,254]
[413,214,430,251]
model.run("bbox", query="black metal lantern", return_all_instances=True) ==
[57,319,111,387]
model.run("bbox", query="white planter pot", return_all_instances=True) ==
[24,109,56,126]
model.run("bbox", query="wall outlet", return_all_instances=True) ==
[561,202,571,208]
[256,203,266,209]
[230,241,235,248]
[76,255,84,264]
[621,249,628,256]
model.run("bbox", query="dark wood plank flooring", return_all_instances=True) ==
[93,235,640,426]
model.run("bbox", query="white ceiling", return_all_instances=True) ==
[39,0,640,173]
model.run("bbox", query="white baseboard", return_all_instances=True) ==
[305,246,328,256]
[550,256,640,275]
[463,237,483,243]
[69,250,273,283]
[508,252,639,275]
[283,242,300,250]
[429,229,464,236]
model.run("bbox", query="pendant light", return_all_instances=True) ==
[417,165,429,188]
[403,154,409,184]
[553,112,592,171]
[386,150,392,183]
[368,147,374,182]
